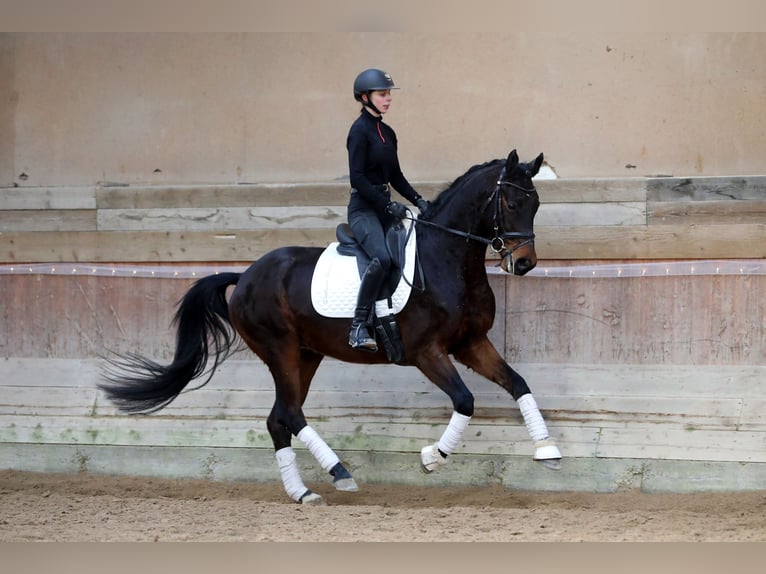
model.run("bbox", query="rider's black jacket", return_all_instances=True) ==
[346,107,422,217]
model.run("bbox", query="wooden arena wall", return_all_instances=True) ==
[2,176,765,493]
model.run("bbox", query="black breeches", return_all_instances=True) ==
[348,207,392,275]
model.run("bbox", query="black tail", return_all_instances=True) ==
[98,272,241,414]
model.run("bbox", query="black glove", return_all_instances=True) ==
[415,198,431,217]
[385,201,407,223]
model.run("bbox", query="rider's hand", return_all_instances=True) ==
[385,201,407,223]
[415,198,432,218]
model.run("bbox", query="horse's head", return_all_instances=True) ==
[423,149,543,276]
[492,149,543,275]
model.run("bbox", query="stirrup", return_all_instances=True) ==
[349,323,377,352]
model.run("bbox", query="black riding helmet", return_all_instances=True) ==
[353,68,398,114]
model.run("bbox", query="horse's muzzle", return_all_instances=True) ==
[500,238,537,275]
[504,254,537,275]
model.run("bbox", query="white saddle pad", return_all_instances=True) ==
[311,222,417,318]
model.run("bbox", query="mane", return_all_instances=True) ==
[430,159,503,212]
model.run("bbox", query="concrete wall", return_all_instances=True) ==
[0,34,15,187]
[2,32,765,188]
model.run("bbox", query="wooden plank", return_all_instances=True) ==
[3,176,760,214]
[92,178,648,210]
[0,387,97,416]
[0,413,598,458]
[0,414,274,449]
[0,381,748,434]
[0,359,103,388]
[648,200,766,225]
[97,206,346,231]
[0,229,336,262]
[97,202,647,231]
[539,395,743,430]
[0,210,97,231]
[647,175,766,202]
[535,223,766,259]
[96,183,353,209]
[535,178,647,203]
[537,202,646,226]
[504,274,766,366]
[4,223,766,262]
[0,187,96,210]
[3,358,766,402]
[88,389,756,431]
[506,364,766,400]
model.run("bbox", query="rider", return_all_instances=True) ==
[346,68,431,352]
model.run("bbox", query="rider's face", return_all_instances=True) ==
[364,90,392,114]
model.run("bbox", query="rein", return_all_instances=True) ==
[392,165,537,291]
[405,165,537,254]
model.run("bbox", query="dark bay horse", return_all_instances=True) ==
[99,149,562,504]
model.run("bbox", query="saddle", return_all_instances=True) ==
[334,222,409,302]
[310,221,417,365]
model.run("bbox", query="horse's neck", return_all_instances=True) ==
[420,205,493,279]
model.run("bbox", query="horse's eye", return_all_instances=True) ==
[507,201,518,211]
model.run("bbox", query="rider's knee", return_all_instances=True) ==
[368,256,391,275]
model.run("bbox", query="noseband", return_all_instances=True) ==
[409,165,536,257]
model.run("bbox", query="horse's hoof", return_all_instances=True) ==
[420,443,447,473]
[537,458,562,471]
[333,477,359,492]
[299,491,325,505]
[533,439,561,470]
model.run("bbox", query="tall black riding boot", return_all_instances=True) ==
[349,258,385,352]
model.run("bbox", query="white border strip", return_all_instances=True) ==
[1,260,765,279]
[487,259,766,278]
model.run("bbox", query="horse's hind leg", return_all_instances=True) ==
[268,403,323,504]
[268,348,358,503]
[454,337,562,469]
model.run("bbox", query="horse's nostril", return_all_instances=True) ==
[514,258,535,275]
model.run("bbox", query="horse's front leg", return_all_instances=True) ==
[454,337,562,469]
[415,350,476,473]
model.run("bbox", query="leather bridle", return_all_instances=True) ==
[406,165,537,257]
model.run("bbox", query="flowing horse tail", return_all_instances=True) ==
[98,272,241,414]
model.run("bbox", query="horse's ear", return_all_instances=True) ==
[531,152,544,177]
[505,149,519,172]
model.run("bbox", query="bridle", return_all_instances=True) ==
[405,165,537,257]
[394,165,537,290]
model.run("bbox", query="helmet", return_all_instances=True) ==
[353,68,398,102]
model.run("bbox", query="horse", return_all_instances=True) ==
[98,149,562,504]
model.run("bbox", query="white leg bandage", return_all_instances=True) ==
[275,447,309,502]
[517,393,550,442]
[297,425,340,472]
[437,411,472,456]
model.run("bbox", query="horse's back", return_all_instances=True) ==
[229,245,323,320]
[239,246,322,280]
